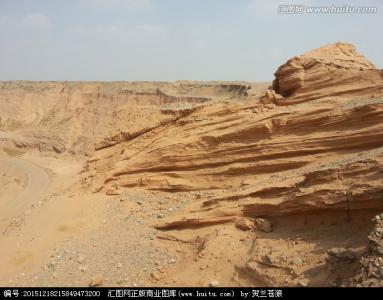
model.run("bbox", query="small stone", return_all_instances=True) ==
[169,258,176,264]
[79,265,88,272]
[327,247,358,263]
[77,254,86,263]
[151,272,160,281]
[292,257,303,266]
[298,279,309,287]
[208,280,219,287]
[89,276,104,287]
[254,218,273,233]
[117,263,123,268]
[235,217,255,231]
[263,254,275,265]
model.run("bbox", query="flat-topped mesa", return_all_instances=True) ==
[265,42,383,104]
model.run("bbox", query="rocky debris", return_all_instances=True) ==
[169,258,176,264]
[297,278,309,287]
[208,280,220,287]
[89,276,104,287]
[326,247,358,264]
[262,254,275,265]
[20,190,175,287]
[77,254,86,264]
[150,271,160,281]
[350,213,383,287]
[79,265,88,272]
[235,217,255,231]
[254,218,272,233]
[369,213,383,255]
[292,257,303,266]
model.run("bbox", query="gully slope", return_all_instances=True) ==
[0,157,49,231]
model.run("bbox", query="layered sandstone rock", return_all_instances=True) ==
[266,42,383,104]
[0,81,256,155]
[79,42,383,230]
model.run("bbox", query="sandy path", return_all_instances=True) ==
[0,156,50,225]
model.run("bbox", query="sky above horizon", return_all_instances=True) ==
[0,0,382,81]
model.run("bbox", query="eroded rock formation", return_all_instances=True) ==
[80,42,383,230]
[265,42,383,104]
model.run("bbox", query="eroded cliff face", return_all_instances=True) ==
[85,95,383,226]
[0,81,261,156]
[265,42,383,104]
[84,64,383,224]
[77,42,383,286]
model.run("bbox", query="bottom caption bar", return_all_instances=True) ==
[0,287,380,299]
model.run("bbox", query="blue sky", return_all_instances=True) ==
[0,0,382,81]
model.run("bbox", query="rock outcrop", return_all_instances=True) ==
[265,42,383,104]
[79,42,383,230]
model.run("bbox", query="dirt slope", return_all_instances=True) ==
[0,157,49,232]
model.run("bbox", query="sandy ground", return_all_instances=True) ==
[0,156,49,231]
[0,152,194,286]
